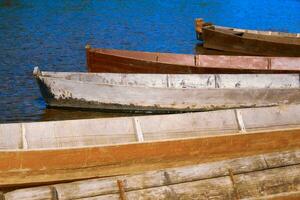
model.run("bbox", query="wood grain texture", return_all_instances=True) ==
[202,26,300,56]
[2,104,300,150]
[87,47,300,73]
[79,165,300,200]
[1,105,300,187]
[34,70,300,112]
[4,150,300,200]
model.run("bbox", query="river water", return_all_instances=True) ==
[0,0,300,123]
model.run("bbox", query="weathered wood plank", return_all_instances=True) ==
[1,105,300,150]
[5,150,298,200]
[79,165,300,200]
[201,26,300,57]
[4,186,54,200]
[35,69,300,112]
[53,150,300,199]
[0,123,22,149]
[235,165,300,199]
[249,191,300,200]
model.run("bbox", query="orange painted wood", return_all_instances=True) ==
[0,128,299,188]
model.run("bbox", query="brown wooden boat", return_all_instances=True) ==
[0,104,300,188]
[3,150,300,200]
[195,18,300,56]
[86,46,300,73]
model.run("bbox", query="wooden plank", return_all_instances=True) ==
[201,26,300,57]
[36,71,300,112]
[53,150,299,199]
[4,186,54,200]
[1,104,299,150]
[4,150,299,199]
[252,191,300,200]
[79,165,300,200]
[235,165,300,199]
[0,128,299,187]
[87,47,300,74]
[0,123,22,149]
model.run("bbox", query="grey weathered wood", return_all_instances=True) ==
[0,123,22,149]
[247,191,300,200]
[1,105,300,150]
[34,68,300,112]
[236,165,300,199]
[4,186,53,200]
[4,150,300,200]
[29,150,299,200]
[79,165,300,200]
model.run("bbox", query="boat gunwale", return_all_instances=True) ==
[36,71,300,90]
[87,48,196,67]
[203,26,300,46]
[215,25,300,37]
[88,47,300,68]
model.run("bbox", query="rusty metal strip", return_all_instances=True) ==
[228,169,240,200]
[234,110,246,133]
[133,118,144,142]
[117,179,127,200]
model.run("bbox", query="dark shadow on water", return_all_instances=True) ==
[41,107,142,122]
[194,43,250,56]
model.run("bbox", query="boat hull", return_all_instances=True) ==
[35,73,300,112]
[1,104,300,187]
[86,48,300,73]
[202,27,300,56]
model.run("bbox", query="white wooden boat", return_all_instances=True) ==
[0,104,300,187]
[33,67,300,112]
[3,150,300,200]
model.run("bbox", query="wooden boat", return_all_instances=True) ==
[195,18,300,56]
[0,104,300,188]
[33,67,300,112]
[86,46,300,73]
[3,150,300,200]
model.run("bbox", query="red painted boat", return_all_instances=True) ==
[86,46,300,73]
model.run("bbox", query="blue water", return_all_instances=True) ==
[0,0,300,122]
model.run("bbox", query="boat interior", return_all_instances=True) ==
[1,105,300,151]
